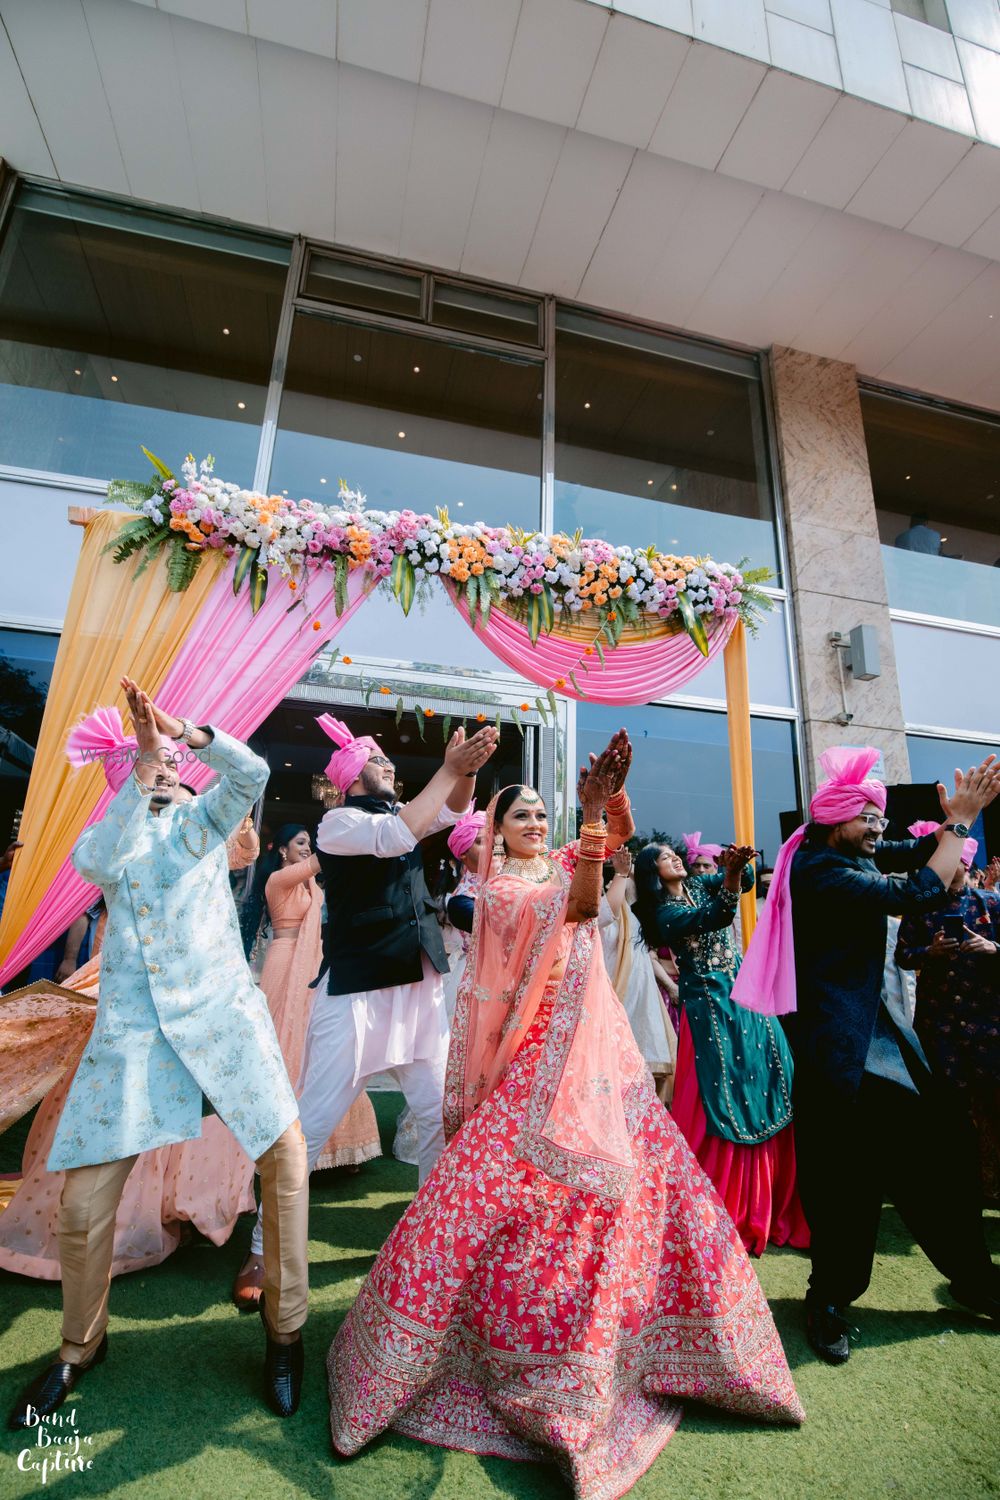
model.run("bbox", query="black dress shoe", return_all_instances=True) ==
[948,1282,1000,1324]
[806,1302,856,1365]
[7,1334,108,1430]
[259,1296,303,1418]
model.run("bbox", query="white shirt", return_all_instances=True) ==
[315,801,459,1082]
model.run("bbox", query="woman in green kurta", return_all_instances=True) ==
[633,841,809,1255]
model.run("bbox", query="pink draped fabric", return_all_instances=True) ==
[732,745,888,1019]
[0,562,371,987]
[445,585,737,706]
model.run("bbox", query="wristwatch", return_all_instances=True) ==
[173,717,198,746]
[942,823,971,839]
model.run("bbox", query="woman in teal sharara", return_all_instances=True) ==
[634,840,809,1255]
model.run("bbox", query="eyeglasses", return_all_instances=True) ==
[368,756,395,771]
[858,814,889,831]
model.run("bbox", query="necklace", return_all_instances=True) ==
[501,852,553,884]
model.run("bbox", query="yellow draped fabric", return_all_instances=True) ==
[0,513,224,968]
[723,620,757,949]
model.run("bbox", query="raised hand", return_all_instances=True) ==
[984,856,1000,891]
[936,754,1000,825]
[610,846,633,878]
[720,843,755,892]
[578,729,632,819]
[121,676,178,761]
[444,724,499,778]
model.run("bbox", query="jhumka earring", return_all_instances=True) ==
[493,834,505,859]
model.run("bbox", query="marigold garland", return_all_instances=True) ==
[107,450,772,663]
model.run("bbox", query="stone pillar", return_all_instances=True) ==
[768,346,910,796]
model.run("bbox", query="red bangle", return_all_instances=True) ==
[605,790,630,815]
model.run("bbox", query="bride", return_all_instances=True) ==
[327,730,803,1500]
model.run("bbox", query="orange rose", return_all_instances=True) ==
[342,655,352,663]
[519,703,529,712]
[553,678,566,689]
[288,580,297,591]
[476,713,487,722]
[584,646,595,656]
[424,708,435,718]
[379,685,391,695]
[312,621,322,631]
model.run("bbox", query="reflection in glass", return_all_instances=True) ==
[302,253,423,320]
[0,187,289,484]
[576,702,798,866]
[269,315,543,529]
[431,282,542,346]
[554,312,778,577]
[864,389,1000,628]
[0,628,58,844]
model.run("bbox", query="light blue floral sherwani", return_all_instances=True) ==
[49,728,298,1171]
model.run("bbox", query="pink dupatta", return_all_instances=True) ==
[443,790,647,1201]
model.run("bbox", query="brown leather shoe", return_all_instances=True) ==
[232,1258,265,1310]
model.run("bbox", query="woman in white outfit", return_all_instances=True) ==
[599,847,677,1103]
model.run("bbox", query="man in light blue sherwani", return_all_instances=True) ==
[8,679,309,1430]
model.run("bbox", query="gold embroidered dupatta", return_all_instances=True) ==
[443,791,648,1201]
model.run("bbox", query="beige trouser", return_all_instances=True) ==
[59,1121,309,1363]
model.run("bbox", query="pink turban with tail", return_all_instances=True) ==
[731,746,888,1018]
[316,714,382,794]
[448,803,485,861]
[66,705,174,793]
[909,819,977,869]
[682,831,723,865]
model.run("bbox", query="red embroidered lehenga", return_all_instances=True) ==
[327,801,804,1500]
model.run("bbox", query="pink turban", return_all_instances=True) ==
[316,714,382,794]
[66,706,174,793]
[732,745,888,1019]
[909,819,977,869]
[448,803,485,861]
[808,746,886,823]
[682,831,723,865]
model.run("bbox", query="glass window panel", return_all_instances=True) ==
[665,600,793,710]
[893,619,1000,738]
[554,311,779,578]
[302,252,423,319]
[0,187,290,484]
[863,389,1000,628]
[576,702,799,866]
[269,314,543,530]
[0,627,58,846]
[907,733,996,860]
[431,282,542,346]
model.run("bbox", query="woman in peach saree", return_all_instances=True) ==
[327,736,803,1500]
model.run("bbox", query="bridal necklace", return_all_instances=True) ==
[502,851,553,884]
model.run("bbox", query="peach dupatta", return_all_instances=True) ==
[443,791,647,1202]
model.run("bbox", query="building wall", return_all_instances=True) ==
[768,345,911,788]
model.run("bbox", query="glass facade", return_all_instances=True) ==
[0,628,58,846]
[553,310,780,580]
[576,701,799,867]
[0,185,290,484]
[863,389,1000,628]
[268,314,544,528]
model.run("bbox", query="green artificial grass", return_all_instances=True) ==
[1,1093,997,1500]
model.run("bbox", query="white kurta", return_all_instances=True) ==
[315,802,457,1083]
[598,896,676,1072]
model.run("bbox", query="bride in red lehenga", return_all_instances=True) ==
[328,732,804,1499]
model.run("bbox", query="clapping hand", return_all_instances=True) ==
[610,846,633,879]
[720,844,755,892]
[121,676,183,758]
[984,857,1000,891]
[444,724,499,778]
[578,729,632,821]
[936,754,1000,825]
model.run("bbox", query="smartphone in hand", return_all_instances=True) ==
[941,914,965,942]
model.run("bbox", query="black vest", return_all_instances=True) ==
[317,794,450,996]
